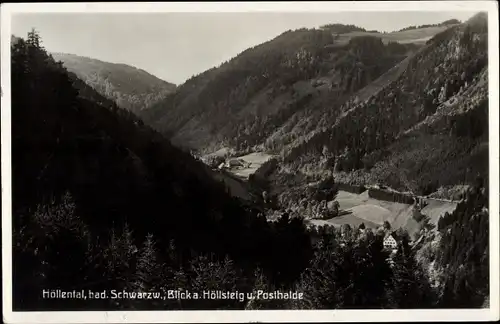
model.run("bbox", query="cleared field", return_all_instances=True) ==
[398,36,433,44]
[334,26,454,46]
[349,205,393,225]
[306,214,380,229]
[330,190,412,225]
[229,152,276,180]
[354,53,413,103]
[330,212,379,228]
[212,147,231,157]
[307,215,379,229]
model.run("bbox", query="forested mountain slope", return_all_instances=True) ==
[274,13,488,198]
[12,31,312,310]
[396,19,461,32]
[50,52,176,114]
[417,184,489,308]
[137,15,488,215]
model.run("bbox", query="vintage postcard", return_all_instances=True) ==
[1,1,499,323]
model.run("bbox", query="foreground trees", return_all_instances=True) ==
[11,30,489,311]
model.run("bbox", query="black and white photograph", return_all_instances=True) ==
[1,2,499,323]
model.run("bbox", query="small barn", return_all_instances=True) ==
[226,159,244,168]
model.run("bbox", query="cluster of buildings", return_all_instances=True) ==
[217,158,250,171]
[336,226,401,252]
[383,232,399,250]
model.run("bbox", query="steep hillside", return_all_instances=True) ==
[416,185,489,307]
[50,52,176,114]
[13,34,255,263]
[12,32,312,310]
[142,26,426,153]
[278,13,488,198]
[10,22,490,311]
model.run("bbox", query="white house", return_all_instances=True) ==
[383,234,398,250]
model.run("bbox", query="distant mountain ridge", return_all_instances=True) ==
[50,52,176,114]
[320,19,461,34]
[141,21,458,155]
[319,23,380,34]
[275,12,488,199]
[396,19,461,33]
[142,26,431,153]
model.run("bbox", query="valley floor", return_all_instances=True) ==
[306,189,458,237]
[206,149,460,238]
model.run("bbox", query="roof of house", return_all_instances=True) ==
[384,231,401,241]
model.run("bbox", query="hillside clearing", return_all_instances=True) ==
[334,25,456,46]
[421,199,458,226]
[312,190,459,234]
[354,52,413,103]
[330,190,412,225]
[229,152,276,180]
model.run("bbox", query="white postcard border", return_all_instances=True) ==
[1,1,499,323]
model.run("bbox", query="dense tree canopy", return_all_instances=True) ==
[11,30,312,310]
[10,18,490,312]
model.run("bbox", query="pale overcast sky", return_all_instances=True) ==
[11,11,477,84]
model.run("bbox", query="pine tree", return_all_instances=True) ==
[27,28,43,49]
[131,234,165,308]
[134,234,160,289]
[188,254,247,309]
[296,229,393,309]
[295,236,347,309]
[13,192,94,310]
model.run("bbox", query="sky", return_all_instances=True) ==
[11,11,478,85]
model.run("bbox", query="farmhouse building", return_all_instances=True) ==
[383,233,398,250]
